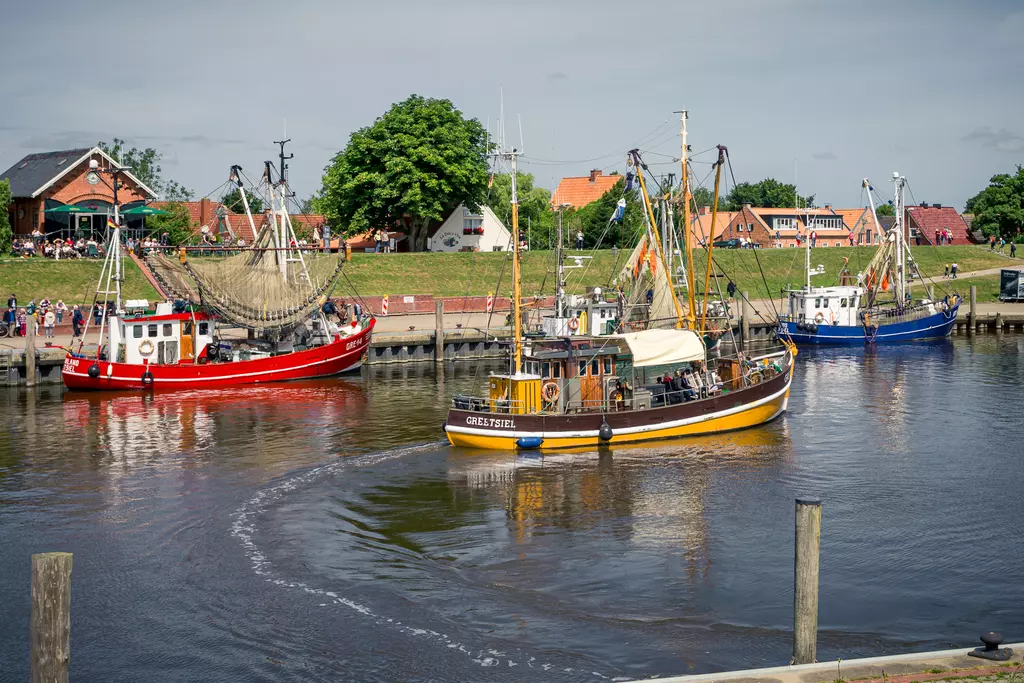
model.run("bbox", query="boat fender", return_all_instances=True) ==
[206,343,219,360]
[141,371,155,387]
[599,421,613,442]
[810,324,819,334]
[87,363,101,379]
[797,322,806,332]
[516,436,543,449]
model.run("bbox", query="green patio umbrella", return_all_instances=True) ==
[119,205,169,216]
[43,205,89,213]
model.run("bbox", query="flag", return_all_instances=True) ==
[107,217,117,230]
[488,173,494,189]
[624,172,635,192]
[611,198,626,223]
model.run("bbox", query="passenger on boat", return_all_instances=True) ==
[674,369,698,402]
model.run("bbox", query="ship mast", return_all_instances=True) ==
[678,109,697,328]
[892,172,907,305]
[494,146,524,374]
[700,146,726,332]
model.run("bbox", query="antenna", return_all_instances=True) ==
[499,87,505,152]
[518,113,524,153]
[273,137,295,197]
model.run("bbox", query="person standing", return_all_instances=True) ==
[810,230,817,248]
[6,292,15,310]
[990,235,996,250]
[17,308,26,336]
[944,263,950,279]
[576,230,584,250]
[55,300,67,324]
[43,308,56,339]
[3,307,14,336]
[1012,242,1018,258]
[26,299,36,317]
[72,305,84,337]
[727,280,737,301]
[951,261,958,279]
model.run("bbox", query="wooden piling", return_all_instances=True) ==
[434,299,444,364]
[31,552,73,683]
[927,284,934,301]
[793,497,821,665]
[26,314,37,388]
[969,285,977,335]
[741,292,750,345]
[995,312,1003,332]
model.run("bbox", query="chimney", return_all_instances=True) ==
[934,203,942,209]
[824,203,832,210]
[589,169,602,183]
[699,205,711,216]
[920,202,929,208]
[199,197,211,228]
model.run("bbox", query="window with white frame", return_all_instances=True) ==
[463,218,483,231]
[775,217,795,229]
[462,207,479,217]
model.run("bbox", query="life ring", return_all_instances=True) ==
[141,371,154,387]
[138,339,155,356]
[567,317,580,332]
[206,342,219,360]
[748,371,762,385]
[813,312,826,325]
[542,381,560,403]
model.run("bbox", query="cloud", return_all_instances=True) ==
[813,151,837,161]
[962,126,1024,153]
[546,71,568,81]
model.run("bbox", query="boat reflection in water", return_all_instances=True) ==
[446,423,792,571]
[61,379,369,475]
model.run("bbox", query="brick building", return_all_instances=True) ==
[905,204,977,245]
[1,147,156,239]
[550,169,621,209]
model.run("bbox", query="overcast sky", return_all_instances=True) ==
[2,0,1021,210]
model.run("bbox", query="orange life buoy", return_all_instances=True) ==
[542,381,560,403]
[567,317,580,332]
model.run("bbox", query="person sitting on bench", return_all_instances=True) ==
[673,370,697,402]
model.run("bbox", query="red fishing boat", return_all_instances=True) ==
[63,154,374,391]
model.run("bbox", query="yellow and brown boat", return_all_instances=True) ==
[444,121,796,451]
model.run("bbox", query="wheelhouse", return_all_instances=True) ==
[108,302,215,365]
[783,286,864,327]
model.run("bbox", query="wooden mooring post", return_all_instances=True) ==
[740,292,751,345]
[793,497,822,665]
[434,299,445,364]
[969,285,977,335]
[26,316,37,388]
[31,552,73,683]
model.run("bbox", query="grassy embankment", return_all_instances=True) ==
[342,245,1017,302]
[1,246,1017,305]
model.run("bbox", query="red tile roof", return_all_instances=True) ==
[905,206,977,245]
[551,170,621,209]
[148,200,326,244]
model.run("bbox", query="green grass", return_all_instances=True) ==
[1,246,1014,305]
[341,245,1016,300]
[0,257,160,306]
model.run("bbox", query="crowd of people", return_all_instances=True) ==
[3,293,87,339]
[13,231,103,258]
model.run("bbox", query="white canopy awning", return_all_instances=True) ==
[611,328,706,367]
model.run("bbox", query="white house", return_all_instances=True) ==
[427,203,512,252]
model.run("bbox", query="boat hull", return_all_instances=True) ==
[780,303,959,345]
[445,358,792,450]
[61,320,374,391]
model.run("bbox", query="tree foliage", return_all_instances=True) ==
[725,178,815,210]
[98,138,194,200]
[144,202,194,246]
[874,203,895,217]
[0,179,12,255]
[486,172,554,248]
[565,178,644,249]
[690,185,726,210]
[220,187,264,215]
[964,166,1024,240]
[318,95,490,251]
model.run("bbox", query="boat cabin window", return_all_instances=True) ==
[148,324,158,338]
[541,361,550,378]
[840,298,848,308]
[578,360,587,376]
[814,298,821,308]
[552,363,561,379]
[199,322,209,336]
[163,323,172,337]
[590,359,599,376]
[603,358,612,374]
[133,325,143,339]
[183,321,193,335]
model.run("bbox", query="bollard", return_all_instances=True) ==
[31,552,73,683]
[793,497,821,665]
[969,285,977,335]
[435,299,444,364]
[26,315,37,388]
[741,291,750,345]
[995,312,1002,332]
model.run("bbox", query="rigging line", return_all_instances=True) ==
[520,120,674,166]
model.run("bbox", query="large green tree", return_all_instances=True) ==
[725,178,815,210]
[145,202,194,245]
[964,166,1024,240]
[0,179,12,255]
[874,203,895,217]
[486,172,554,249]
[690,185,726,210]
[318,95,490,251]
[566,177,644,249]
[220,187,264,215]
[98,138,194,200]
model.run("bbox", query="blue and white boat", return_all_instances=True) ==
[778,174,961,345]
